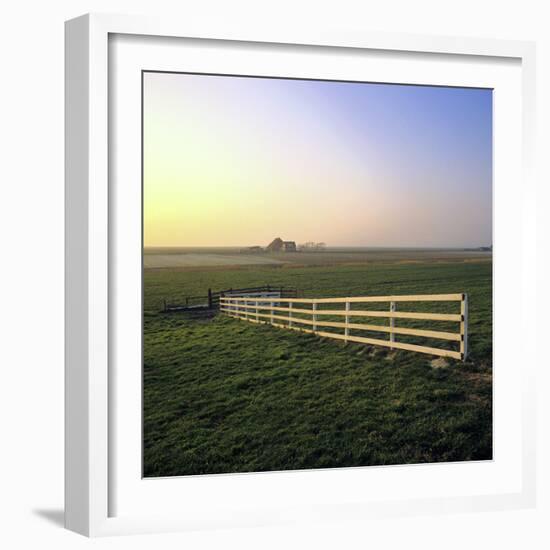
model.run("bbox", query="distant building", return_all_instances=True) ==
[266,237,283,251]
[266,237,297,252]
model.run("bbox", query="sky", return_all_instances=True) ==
[143,72,492,248]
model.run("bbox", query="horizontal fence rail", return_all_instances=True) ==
[220,293,468,361]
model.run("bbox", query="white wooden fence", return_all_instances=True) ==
[220,293,468,361]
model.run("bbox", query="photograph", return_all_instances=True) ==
[142,71,493,478]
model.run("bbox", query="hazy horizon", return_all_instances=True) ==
[144,244,492,251]
[144,73,492,248]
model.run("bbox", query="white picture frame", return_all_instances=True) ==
[65,13,537,537]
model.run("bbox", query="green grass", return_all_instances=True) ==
[143,259,492,477]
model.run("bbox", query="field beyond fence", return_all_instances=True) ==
[143,258,492,477]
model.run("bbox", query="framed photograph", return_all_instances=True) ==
[65,13,537,536]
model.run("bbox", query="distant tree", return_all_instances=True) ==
[298,241,326,252]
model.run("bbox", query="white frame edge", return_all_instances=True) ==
[65,14,110,536]
[65,12,537,537]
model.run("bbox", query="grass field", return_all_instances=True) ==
[143,252,492,477]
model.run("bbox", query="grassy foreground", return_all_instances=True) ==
[143,260,492,477]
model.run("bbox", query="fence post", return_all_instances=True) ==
[312,301,317,332]
[208,288,212,309]
[288,302,293,328]
[460,294,468,361]
[256,300,259,322]
[345,301,350,341]
[389,301,396,346]
[271,301,274,325]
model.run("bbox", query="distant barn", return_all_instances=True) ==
[266,237,297,252]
